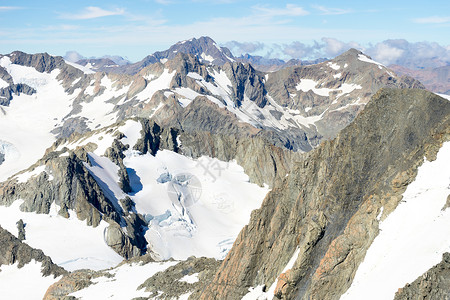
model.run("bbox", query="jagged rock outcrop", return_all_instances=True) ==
[116,36,235,75]
[222,62,267,108]
[0,226,67,278]
[138,257,221,299]
[43,269,103,300]
[0,145,144,258]
[8,51,66,73]
[135,117,295,187]
[0,83,36,106]
[394,252,450,300]
[199,89,450,299]
[265,49,425,141]
[0,150,120,226]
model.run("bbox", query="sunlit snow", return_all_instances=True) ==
[0,57,75,181]
[0,201,123,271]
[70,260,177,299]
[341,141,450,300]
[0,260,62,300]
[123,149,269,260]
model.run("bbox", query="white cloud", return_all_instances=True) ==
[369,43,404,65]
[0,6,21,12]
[321,37,362,56]
[60,6,125,20]
[64,51,85,62]
[413,16,450,24]
[224,41,265,56]
[155,0,173,4]
[313,5,352,15]
[252,4,309,18]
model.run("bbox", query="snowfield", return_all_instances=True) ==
[0,260,62,300]
[0,200,123,271]
[70,260,178,299]
[124,149,270,260]
[49,119,270,261]
[0,56,74,181]
[341,141,450,300]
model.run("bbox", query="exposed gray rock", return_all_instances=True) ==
[114,36,235,75]
[138,256,221,299]
[43,269,108,300]
[9,51,66,73]
[0,83,36,106]
[222,62,267,108]
[0,146,144,259]
[50,117,90,138]
[16,219,25,241]
[199,89,450,299]
[0,226,67,278]
[395,252,450,300]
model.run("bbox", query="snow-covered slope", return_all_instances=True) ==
[69,260,178,299]
[124,149,269,260]
[0,47,422,182]
[341,141,450,300]
[55,119,269,261]
[0,200,123,271]
[0,56,75,181]
[0,260,62,300]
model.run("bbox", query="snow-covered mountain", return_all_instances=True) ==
[236,54,328,72]
[0,45,423,182]
[0,38,448,300]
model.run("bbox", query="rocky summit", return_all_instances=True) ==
[0,36,449,300]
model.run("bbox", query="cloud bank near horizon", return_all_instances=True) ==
[225,38,450,68]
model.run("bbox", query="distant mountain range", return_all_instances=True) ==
[67,36,449,96]
[389,64,450,95]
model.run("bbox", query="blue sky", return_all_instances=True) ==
[0,0,449,62]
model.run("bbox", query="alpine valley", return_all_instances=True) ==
[0,36,449,300]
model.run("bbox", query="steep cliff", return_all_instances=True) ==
[200,88,450,299]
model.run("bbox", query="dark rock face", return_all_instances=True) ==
[16,219,25,241]
[0,83,36,106]
[199,89,450,299]
[395,253,450,300]
[0,147,144,259]
[223,62,267,108]
[9,51,66,73]
[0,226,67,278]
[0,151,119,226]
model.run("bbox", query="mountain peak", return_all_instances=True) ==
[164,36,234,65]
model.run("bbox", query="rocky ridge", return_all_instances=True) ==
[395,252,450,300]
[0,43,424,181]
[390,64,450,95]
[114,36,235,75]
[0,39,444,300]
[0,226,67,278]
[236,54,328,72]
[199,89,450,299]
